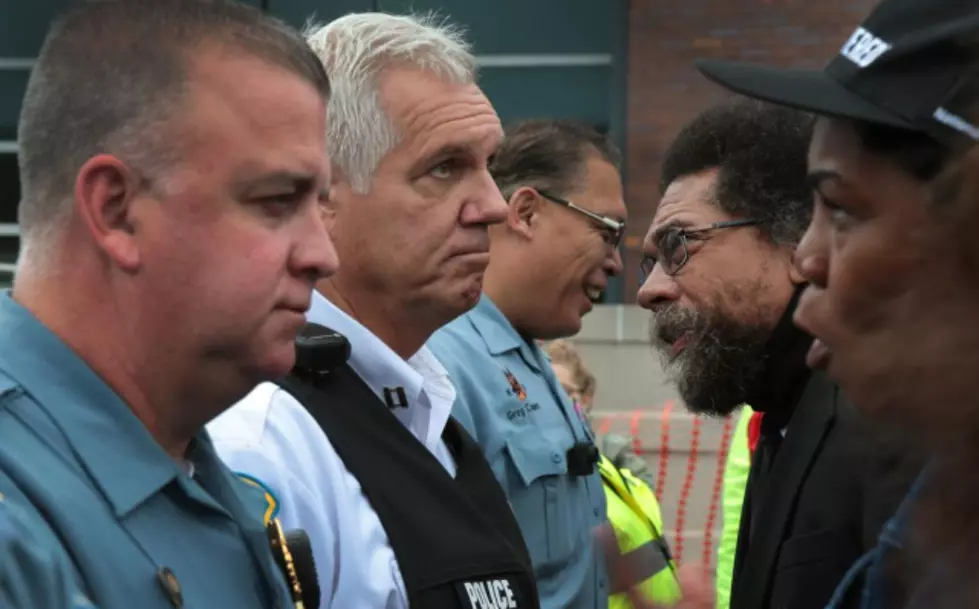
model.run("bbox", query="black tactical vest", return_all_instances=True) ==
[277,324,540,609]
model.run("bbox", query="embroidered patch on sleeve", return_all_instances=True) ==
[237,473,280,526]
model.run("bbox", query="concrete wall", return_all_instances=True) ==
[573,304,675,410]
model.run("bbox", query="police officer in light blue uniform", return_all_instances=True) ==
[0,298,295,608]
[428,120,629,608]
[2,0,337,606]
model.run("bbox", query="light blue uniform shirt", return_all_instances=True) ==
[0,293,294,609]
[0,488,96,608]
[427,295,609,609]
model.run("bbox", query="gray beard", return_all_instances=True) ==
[651,308,772,417]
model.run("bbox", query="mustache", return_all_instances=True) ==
[649,304,704,347]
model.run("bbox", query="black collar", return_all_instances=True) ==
[744,284,814,429]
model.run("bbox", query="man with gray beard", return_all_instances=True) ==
[636,99,922,609]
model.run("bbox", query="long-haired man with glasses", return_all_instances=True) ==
[637,98,922,609]
[428,119,627,608]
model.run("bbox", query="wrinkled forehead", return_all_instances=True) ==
[380,68,502,160]
[645,168,728,244]
[411,117,504,163]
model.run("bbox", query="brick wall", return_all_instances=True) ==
[622,0,880,296]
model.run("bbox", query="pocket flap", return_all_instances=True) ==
[505,428,567,487]
[777,529,858,570]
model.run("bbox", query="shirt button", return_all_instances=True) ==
[551,453,562,464]
[599,579,606,589]
[593,508,600,517]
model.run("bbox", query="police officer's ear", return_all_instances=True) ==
[505,187,543,240]
[74,153,146,272]
[326,164,353,211]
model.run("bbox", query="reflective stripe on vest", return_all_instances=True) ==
[599,455,682,608]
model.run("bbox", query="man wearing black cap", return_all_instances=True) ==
[694,0,979,607]
[637,97,923,609]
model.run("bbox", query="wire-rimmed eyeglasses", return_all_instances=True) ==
[639,218,761,280]
[537,189,625,248]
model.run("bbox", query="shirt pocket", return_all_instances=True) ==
[504,426,573,568]
[770,529,860,609]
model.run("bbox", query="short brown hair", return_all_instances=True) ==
[17,0,330,241]
[490,119,621,199]
[544,339,596,398]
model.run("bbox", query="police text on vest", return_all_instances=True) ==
[464,579,517,609]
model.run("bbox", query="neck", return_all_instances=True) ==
[744,285,813,424]
[483,260,525,335]
[14,264,200,461]
[315,277,431,360]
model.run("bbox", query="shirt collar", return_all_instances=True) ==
[306,291,456,451]
[466,294,543,373]
[0,293,188,517]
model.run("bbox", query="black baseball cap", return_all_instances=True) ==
[696,0,979,148]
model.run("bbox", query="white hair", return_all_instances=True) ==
[305,12,477,192]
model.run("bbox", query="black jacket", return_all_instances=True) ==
[730,291,923,609]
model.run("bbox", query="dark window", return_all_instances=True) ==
[0,150,18,225]
[0,70,30,141]
[0,147,19,287]
[0,235,16,262]
[377,0,617,54]
[0,233,15,288]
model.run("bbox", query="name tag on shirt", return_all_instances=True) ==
[455,576,525,609]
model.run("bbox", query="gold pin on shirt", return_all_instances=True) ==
[156,567,183,609]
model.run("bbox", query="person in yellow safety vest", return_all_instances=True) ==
[541,339,681,608]
[714,406,757,609]
[600,453,682,608]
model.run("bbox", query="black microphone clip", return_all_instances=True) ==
[566,442,600,477]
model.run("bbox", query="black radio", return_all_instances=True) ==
[293,323,351,380]
[268,521,320,609]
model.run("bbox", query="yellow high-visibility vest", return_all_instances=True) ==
[599,454,682,608]
[716,407,755,609]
